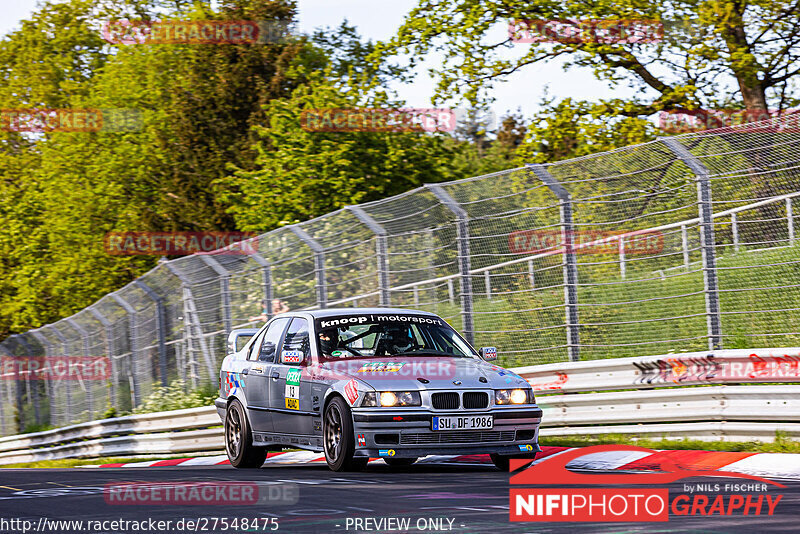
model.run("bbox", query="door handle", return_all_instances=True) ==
[241,368,249,375]
[271,371,280,380]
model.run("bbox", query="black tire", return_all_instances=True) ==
[225,399,267,468]
[384,457,418,467]
[323,396,365,471]
[490,453,534,472]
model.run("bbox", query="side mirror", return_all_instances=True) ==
[479,347,497,361]
[281,349,304,364]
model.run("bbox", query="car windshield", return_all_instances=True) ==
[315,313,478,360]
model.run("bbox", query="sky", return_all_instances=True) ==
[0,0,637,120]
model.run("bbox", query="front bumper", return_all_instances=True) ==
[351,406,542,458]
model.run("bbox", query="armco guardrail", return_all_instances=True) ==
[0,406,221,465]
[520,348,800,393]
[0,348,798,465]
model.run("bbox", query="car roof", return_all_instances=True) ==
[299,307,441,318]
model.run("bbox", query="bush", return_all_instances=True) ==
[132,380,217,415]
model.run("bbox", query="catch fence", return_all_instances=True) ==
[2,117,800,434]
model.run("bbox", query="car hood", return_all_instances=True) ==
[315,356,530,390]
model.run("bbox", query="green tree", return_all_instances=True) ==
[217,77,458,231]
[378,1,800,116]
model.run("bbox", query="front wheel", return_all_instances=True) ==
[323,396,366,471]
[225,400,267,468]
[490,453,534,472]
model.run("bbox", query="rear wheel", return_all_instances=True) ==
[384,457,418,468]
[225,400,267,468]
[323,396,366,471]
[490,453,534,472]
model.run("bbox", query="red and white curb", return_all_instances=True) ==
[84,447,800,479]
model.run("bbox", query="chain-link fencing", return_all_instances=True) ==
[2,116,800,435]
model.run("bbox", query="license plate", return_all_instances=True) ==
[432,415,493,431]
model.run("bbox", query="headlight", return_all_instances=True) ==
[495,389,534,405]
[361,391,421,407]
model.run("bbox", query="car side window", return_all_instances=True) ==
[250,317,291,362]
[281,318,310,363]
[247,328,268,361]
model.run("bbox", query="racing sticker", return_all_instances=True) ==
[344,379,359,405]
[357,362,405,373]
[357,434,366,447]
[250,364,265,374]
[282,350,302,364]
[519,444,535,452]
[285,367,301,410]
[378,449,396,457]
[224,371,244,397]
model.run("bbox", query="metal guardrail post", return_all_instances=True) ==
[661,137,723,351]
[111,294,141,406]
[289,225,328,309]
[47,325,73,423]
[134,281,168,387]
[250,252,274,321]
[30,330,56,428]
[199,256,232,334]
[65,318,95,419]
[527,164,580,362]
[88,307,116,408]
[426,184,475,345]
[346,205,391,306]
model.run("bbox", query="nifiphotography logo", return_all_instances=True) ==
[509,445,785,522]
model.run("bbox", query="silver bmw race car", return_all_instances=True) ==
[215,308,542,471]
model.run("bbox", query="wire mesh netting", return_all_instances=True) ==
[2,116,800,435]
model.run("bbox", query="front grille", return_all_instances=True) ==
[400,431,516,445]
[462,392,489,409]
[431,392,459,410]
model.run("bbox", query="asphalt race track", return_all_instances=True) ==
[0,463,798,533]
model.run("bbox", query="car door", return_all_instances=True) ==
[269,317,314,437]
[243,316,291,433]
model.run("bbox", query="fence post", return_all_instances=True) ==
[88,307,116,409]
[65,318,94,420]
[527,164,580,362]
[250,252,274,321]
[30,330,56,428]
[426,184,475,346]
[289,225,328,309]
[134,281,168,387]
[199,256,232,334]
[111,294,140,406]
[13,334,40,426]
[47,325,73,423]
[788,198,795,246]
[661,137,723,350]
[4,337,24,433]
[162,260,215,386]
[346,205,391,306]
